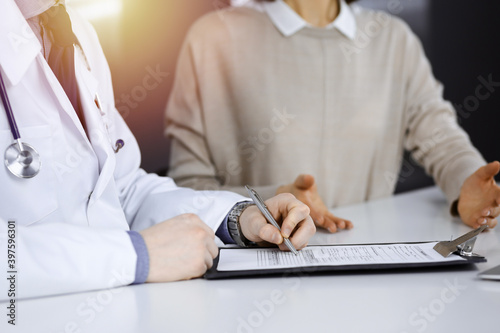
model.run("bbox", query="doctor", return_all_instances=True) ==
[0,0,315,300]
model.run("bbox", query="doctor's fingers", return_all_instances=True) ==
[278,196,311,238]
[186,239,217,278]
[184,250,214,280]
[257,223,284,245]
[206,236,219,259]
[288,216,315,250]
[204,251,214,271]
[187,224,218,259]
[239,206,279,242]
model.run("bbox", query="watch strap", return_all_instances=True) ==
[227,201,257,247]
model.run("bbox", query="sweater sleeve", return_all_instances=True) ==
[164,29,279,201]
[400,21,486,205]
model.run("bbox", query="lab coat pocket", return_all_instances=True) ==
[0,126,58,226]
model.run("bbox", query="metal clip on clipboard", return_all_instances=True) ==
[433,225,488,258]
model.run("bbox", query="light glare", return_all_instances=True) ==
[68,0,122,21]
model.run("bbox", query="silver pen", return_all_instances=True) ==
[245,185,299,255]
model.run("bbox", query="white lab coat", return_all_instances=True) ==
[0,1,245,300]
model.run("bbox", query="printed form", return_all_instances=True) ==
[217,242,465,271]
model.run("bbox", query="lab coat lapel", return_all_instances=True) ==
[0,1,92,147]
[65,5,117,201]
[37,48,92,143]
[74,51,116,201]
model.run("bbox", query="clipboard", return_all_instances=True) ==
[205,226,487,280]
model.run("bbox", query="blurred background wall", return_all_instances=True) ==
[70,0,500,193]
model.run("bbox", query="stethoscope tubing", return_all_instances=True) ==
[1,65,122,180]
[1,71,41,178]
[0,71,21,141]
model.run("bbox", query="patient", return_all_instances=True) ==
[165,0,500,232]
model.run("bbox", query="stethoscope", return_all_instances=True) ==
[1,70,125,179]
[0,72,41,178]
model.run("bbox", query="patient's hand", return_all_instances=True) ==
[458,161,500,229]
[277,174,353,233]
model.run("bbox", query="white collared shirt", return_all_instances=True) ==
[14,0,58,19]
[232,0,356,39]
[13,0,64,59]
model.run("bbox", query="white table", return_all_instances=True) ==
[3,187,499,333]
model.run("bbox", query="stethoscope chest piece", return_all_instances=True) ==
[5,141,41,178]
[1,70,42,179]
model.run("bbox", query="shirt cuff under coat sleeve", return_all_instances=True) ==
[126,230,149,284]
[216,204,238,245]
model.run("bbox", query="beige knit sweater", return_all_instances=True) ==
[165,6,485,208]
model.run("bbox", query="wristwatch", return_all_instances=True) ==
[227,201,257,247]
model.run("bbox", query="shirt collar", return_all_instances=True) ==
[14,0,58,19]
[262,0,356,39]
[0,0,41,85]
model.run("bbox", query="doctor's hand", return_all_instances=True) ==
[276,174,353,233]
[457,161,500,229]
[239,193,316,251]
[139,214,218,282]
